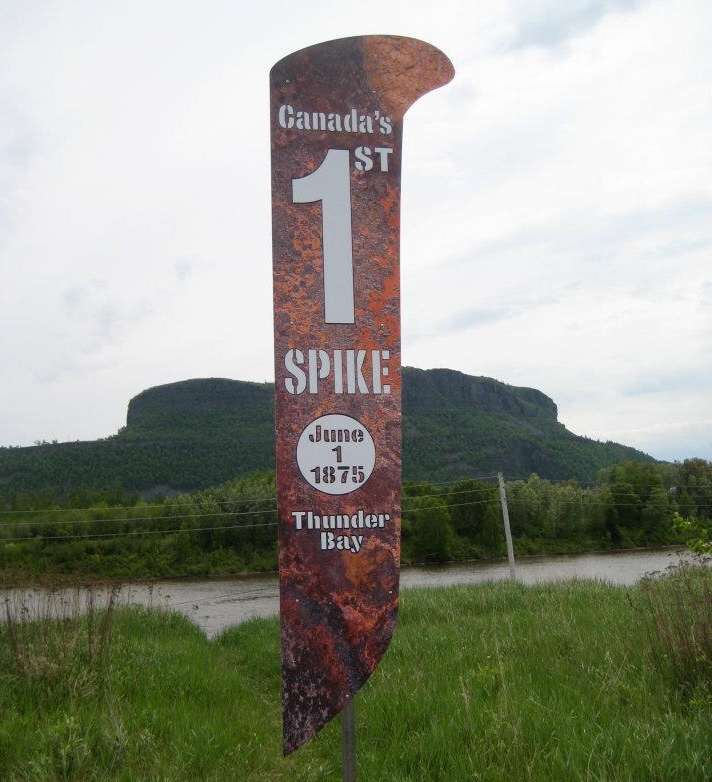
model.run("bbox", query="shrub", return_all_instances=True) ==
[640,562,712,697]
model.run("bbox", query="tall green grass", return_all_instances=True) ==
[641,562,712,696]
[2,575,712,780]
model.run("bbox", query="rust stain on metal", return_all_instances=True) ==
[270,35,453,755]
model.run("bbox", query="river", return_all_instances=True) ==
[3,548,699,639]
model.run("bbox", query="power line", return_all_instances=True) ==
[1,507,278,529]
[0,495,279,516]
[1,495,709,535]
[0,520,278,543]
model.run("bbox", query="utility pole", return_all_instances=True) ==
[498,472,517,580]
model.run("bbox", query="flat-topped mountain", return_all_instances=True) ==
[0,369,655,501]
[125,377,274,439]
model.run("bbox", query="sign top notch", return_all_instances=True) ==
[270,35,454,121]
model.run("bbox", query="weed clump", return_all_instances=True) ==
[640,560,712,697]
[2,584,119,705]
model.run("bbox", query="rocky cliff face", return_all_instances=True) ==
[125,377,274,436]
[402,367,558,422]
[127,369,558,433]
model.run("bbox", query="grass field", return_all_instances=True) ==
[2,571,712,780]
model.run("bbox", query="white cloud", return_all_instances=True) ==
[508,0,646,49]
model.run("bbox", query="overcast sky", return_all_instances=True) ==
[1,0,710,464]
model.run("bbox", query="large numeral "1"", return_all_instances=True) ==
[292,149,355,324]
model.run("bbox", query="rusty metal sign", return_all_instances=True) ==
[270,35,453,755]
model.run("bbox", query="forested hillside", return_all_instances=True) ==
[401,368,651,481]
[0,369,655,503]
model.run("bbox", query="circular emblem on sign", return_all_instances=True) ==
[296,414,376,495]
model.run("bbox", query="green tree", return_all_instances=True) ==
[407,495,454,563]
[446,479,497,540]
[677,458,712,520]
[549,480,584,540]
[641,486,671,540]
[610,482,642,533]
[507,475,549,539]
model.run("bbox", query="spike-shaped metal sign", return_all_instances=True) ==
[270,35,453,755]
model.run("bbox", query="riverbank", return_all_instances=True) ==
[3,547,693,638]
[2,573,712,780]
[0,534,686,589]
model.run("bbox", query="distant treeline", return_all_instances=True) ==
[1,459,710,583]
[0,437,274,503]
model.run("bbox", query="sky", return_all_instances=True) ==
[0,0,710,463]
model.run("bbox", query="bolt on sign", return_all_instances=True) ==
[270,35,454,755]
